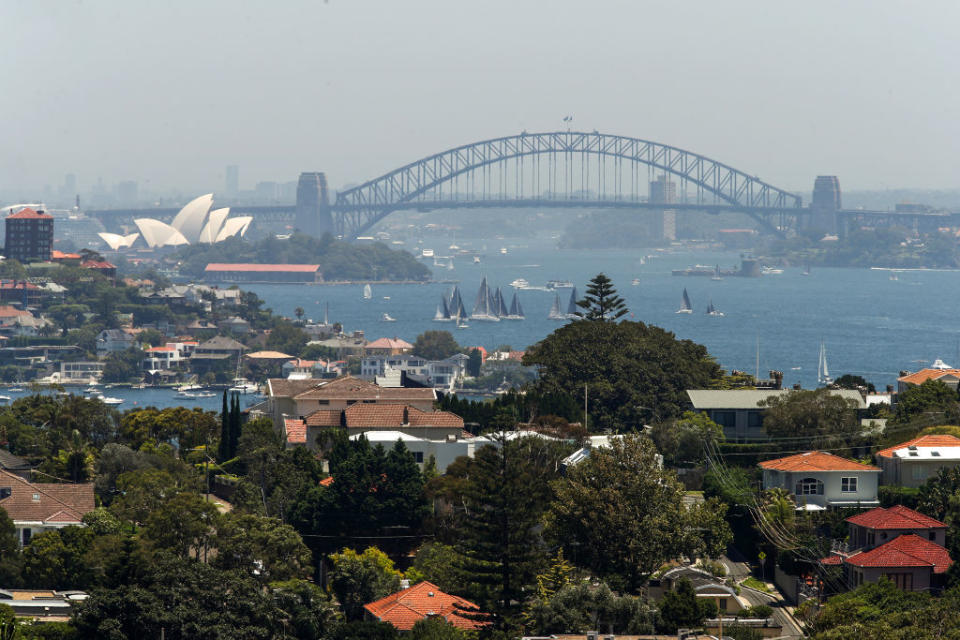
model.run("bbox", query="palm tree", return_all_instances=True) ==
[294,307,305,325]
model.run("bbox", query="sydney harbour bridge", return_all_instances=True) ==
[90,131,944,240]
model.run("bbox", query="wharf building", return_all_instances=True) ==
[4,208,53,263]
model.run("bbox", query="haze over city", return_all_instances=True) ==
[2,0,959,198]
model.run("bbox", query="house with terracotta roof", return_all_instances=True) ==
[897,362,960,393]
[283,403,464,450]
[366,337,414,356]
[820,505,952,591]
[846,505,947,550]
[843,534,952,592]
[759,451,881,510]
[875,434,960,487]
[0,469,95,546]
[266,376,437,428]
[363,581,487,630]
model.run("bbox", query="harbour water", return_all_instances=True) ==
[243,235,960,391]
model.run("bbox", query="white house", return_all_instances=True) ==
[875,434,960,488]
[759,451,881,510]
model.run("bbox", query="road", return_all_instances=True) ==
[721,551,805,639]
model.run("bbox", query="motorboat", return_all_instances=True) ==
[87,391,123,406]
[229,378,260,394]
[176,391,197,399]
[473,256,481,264]
[499,247,508,255]
[380,313,397,322]
[421,249,435,259]
[546,279,574,290]
[510,278,529,289]
[631,278,640,286]
[761,266,784,275]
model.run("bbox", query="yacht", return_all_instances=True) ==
[761,266,784,275]
[473,256,481,264]
[510,278,529,289]
[470,277,501,322]
[421,249,435,259]
[229,378,260,394]
[499,247,508,255]
[631,278,641,286]
[546,279,574,290]
[676,289,693,314]
[380,313,397,322]
[706,300,724,317]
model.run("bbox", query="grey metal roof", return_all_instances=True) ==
[687,389,865,410]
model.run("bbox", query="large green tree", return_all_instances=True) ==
[523,320,722,429]
[212,513,312,582]
[895,379,959,425]
[574,273,628,321]
[328,547,403,621]
[545,434,731,592]
[412,331,461,361]
[760,389,862,446]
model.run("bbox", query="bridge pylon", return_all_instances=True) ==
[295,172,333,237]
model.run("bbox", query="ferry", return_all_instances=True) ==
[546,280,574,290]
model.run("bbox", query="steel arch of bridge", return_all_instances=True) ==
[334,131,802,237]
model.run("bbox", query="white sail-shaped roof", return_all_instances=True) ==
[123,233,140,247]
[198,207,230,244]
[98,232,129,250]
[215,216,252,242]
[170,194,213,244]
[134,218,189,248]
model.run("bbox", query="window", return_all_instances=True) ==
[414,452,424,463]
[32,493,40,502]
[930,531,937,541]
[841,477,858,493]
[747,411,764,429]
[796,477,824,496]
[22,528,31,545]
[712,411,736,428]
[885,573,913,590]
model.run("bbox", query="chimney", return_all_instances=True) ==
[339,409,347,428]
[400,579,410,590]
[792,383,802,390]
[402,406,409,425]
[886,384,894,393]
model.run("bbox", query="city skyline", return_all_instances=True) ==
[2,1,959,197]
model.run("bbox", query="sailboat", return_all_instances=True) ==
[362,284,372,300]
[706,299,724,317]
[802,263,811,276]
[470,276,500,321]
[493,287,509,318]
[565,287,579,319]
[818,340,833,386]
[504,291,525,320]
[448,286,467,320]
[711,264,722,281]
[455,306,469,329]
[433,296,453,322]
[548,294,565,320]
[676,288,693,314]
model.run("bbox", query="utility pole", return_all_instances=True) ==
[583,384,588,431]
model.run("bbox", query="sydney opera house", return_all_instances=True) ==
[98,194,252,250]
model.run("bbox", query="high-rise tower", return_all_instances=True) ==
[295,172,333,237]
[809,176,841,234]
[648,175,677,241]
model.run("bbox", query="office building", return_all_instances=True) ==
[5,208,53,263]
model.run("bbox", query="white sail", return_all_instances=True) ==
[818,340,832,385]
[548,294,565,320]
[363,284,372,299]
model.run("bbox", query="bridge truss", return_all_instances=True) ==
[334,131,803,237]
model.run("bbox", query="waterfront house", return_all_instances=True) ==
[846,505,947,550]
[96,329,135,356]
[896,362,960,393]
[365,337,414,356]
[364,581,487,631]
[759,451,881,510]
[687,389,866,443]
[875,434,960,488]
[218,316,251,334]
[0,469,95,546]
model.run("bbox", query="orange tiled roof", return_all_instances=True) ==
[292,376,436,402]
[284,419,306,444]
[319,476,334,487]
[846,505,946,530]
[898,369,960,386]
[0,469,94,524]
[364,581,487,630]
[0,306,31,319]
[7,208,52,220]
[51,250,81,260]
[304,404,463,429]
[875,434,960,459]
[845,534,952,573]
[759,451,880,472]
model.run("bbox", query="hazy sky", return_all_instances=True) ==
[2,0,958,196]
